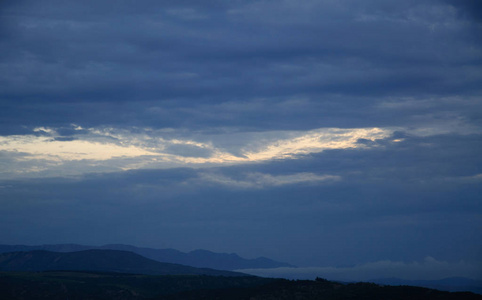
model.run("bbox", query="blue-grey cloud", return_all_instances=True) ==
[1,133,480,266]
[0,0,481,134]
[0,0,481,277]
[444,0,482,22]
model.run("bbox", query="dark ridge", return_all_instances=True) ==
[0,272,480,300]
[0,243,294,270]
[0,249,247,277]
[369,277,482,294]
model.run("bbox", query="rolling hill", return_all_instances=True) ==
[0,249,246,276]
[0,243,293,270]
[370,277,482,294]
[0,272,480,300]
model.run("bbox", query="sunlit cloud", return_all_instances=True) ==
[33,127,56,134]
[242,128,389,161]
[0,135,159,161]
[0,126,392,178]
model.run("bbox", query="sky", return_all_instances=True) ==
[0,0,481,281]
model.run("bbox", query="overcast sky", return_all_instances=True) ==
[0,0,481,280]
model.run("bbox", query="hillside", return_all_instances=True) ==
[0,244,293,270]
[370,277,482,294]
[163,278,482,300]
[0,250,246,277]
[0,272,480,300]
[0,271,272,300]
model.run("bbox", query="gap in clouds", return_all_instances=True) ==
[0,125,393,178]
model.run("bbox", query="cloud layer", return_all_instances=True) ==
[1,0,481,134]
[0,0,481,277]
[0,125,392,178]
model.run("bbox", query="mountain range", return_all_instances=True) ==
[0,249,245,276]
[0,243,292,270]
[0,249,480,299]
[1,245,480,295]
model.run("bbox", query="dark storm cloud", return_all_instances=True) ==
[1,0,481,133]
[445,0,482,22]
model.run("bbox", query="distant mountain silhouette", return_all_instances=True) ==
[0,244,293,270]
[369,277,482,295]
[100,245,294,270]
[0,250,246,276]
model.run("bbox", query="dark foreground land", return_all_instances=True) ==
[1,271,481,300]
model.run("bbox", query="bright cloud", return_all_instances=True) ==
[0,135,159,161]
[243,128,390,161]
[0,126,392,178]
